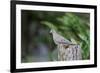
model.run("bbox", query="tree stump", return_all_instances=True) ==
[58,44,82,61]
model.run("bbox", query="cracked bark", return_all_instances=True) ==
[58,44,82,61]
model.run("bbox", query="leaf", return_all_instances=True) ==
[71,38,77,44]
[41,21,58,31]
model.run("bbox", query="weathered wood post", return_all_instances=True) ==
[58,44,82,61]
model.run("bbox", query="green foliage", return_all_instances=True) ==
[42,12,90,60]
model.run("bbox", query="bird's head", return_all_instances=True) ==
[50,29,56,34]
[50,30,52,33]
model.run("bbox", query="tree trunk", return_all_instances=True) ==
[58,44,82,61]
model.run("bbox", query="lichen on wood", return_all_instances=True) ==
[58,44,82,61]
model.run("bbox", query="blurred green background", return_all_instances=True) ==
[21,10,90,63]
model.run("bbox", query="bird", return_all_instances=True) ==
[50,29,73,45]
[50,29,82,61]
[58,44,82,60]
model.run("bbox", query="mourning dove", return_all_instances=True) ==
[50,29,73,45]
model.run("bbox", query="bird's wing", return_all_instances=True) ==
[53,32,72,44]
